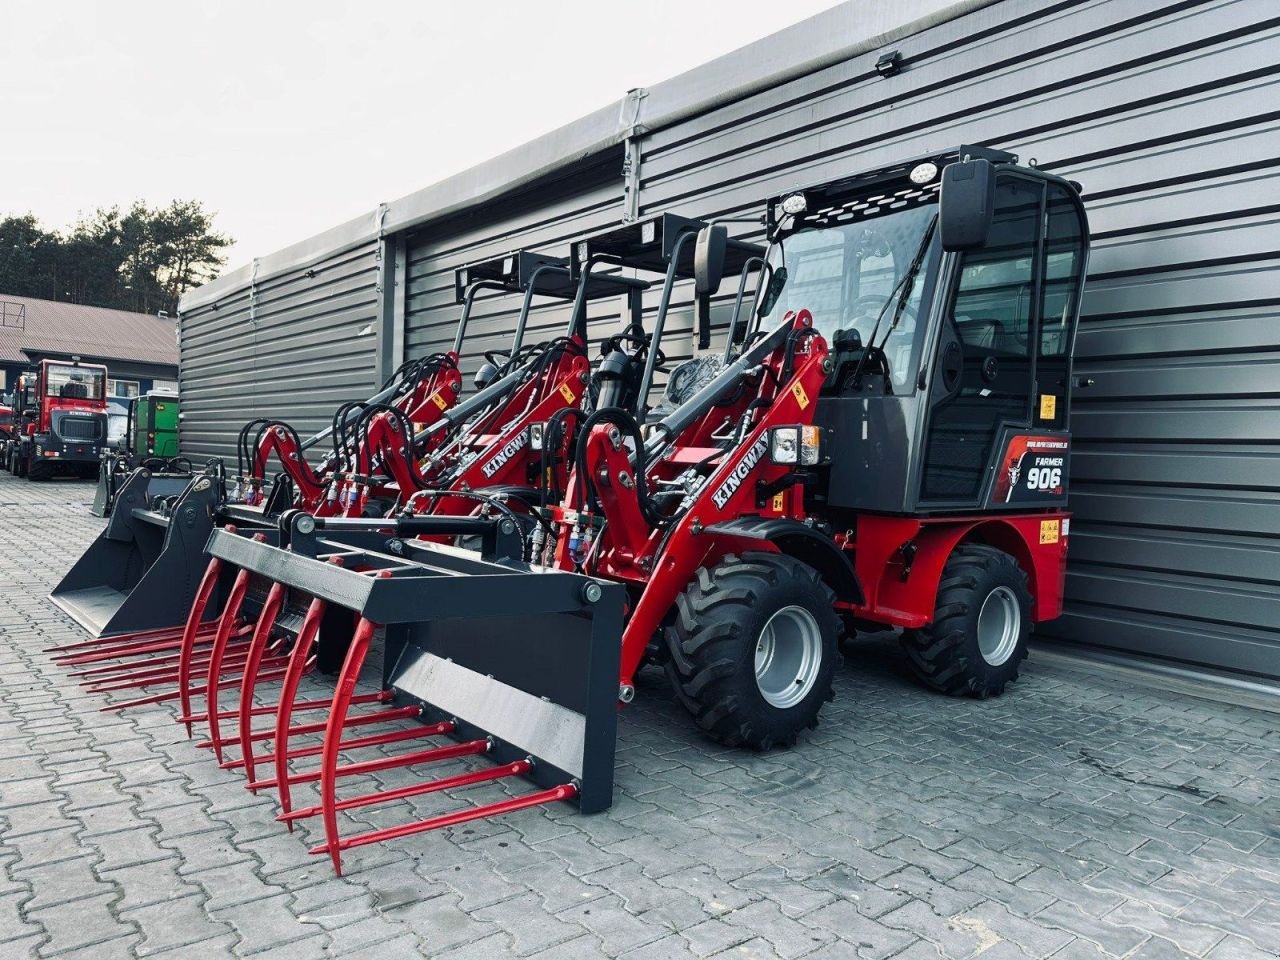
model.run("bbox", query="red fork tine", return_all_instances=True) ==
[189,566,252,745]
[85,656,263,693]
[271,594,329,812]
[282,759,531,823]
[176,554,226,736]
[53,624,222,666]
[99,667,293,712]
[309,781,578,860]
[318,613,380,876]
[67,638,244,678]
[252,725,474,790]
[207,581,286,764]
[221,704,423,756]
[233,582,288,771]
[179,689,389,727]
[44,622,194,654]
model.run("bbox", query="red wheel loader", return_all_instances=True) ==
[8,360,109,480]
[46,248,633,641]
[50,146,1089,876]
[47,213,764,698]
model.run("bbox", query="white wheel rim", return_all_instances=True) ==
[754,605,823,709]
[977,585,1021,666]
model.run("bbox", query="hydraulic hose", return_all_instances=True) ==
[573,407,666,527]
[540,406,583,508]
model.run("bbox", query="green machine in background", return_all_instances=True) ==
[91,390,192,517]
[129,391,180,458]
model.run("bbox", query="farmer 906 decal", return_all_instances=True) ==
[990,433,1070,505]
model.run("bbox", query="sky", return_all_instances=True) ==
[1,0,842,275]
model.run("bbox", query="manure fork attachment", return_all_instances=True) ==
[146,512,622,874]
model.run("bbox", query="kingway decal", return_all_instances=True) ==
[480,431,529,479]
[711,437,769,510]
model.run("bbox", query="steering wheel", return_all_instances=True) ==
[604,330,666,368]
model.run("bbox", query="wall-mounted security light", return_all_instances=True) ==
[875,50,903,78]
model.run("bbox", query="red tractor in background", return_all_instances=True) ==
[0,403,14,458]
[7,359,109,480]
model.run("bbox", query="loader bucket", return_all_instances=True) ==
[184,515,623,875]
[51,467,229,639]
[91,457,194,518]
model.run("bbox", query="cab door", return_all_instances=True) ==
[919,175,1043,505]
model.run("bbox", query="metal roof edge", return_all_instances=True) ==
[181,0,995,314]
[633,0,1001,135]
[381,102,629,236]
[180,207,383,312]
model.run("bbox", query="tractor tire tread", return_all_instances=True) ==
[902,544,1031,698]
[663,552,840,750]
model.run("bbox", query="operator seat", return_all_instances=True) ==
[647,355,724,420]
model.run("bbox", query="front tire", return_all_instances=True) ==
[664,552,841,750]
[902,544,1031,697]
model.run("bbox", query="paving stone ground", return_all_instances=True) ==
[0,471,1278,960]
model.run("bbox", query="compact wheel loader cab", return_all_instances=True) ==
[750,145,1089,706]
[44,144,1089,874]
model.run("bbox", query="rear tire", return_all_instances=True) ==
[902,544,1031,698]
[28,460,51,482]
[664,552,840,750]
[15,451,28,478]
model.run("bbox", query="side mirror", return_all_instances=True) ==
[693,225,728,295]
[940,159,996,252]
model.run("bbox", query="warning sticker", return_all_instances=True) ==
[771,492,785,512]
[791,382,810,410]
[431,392,448,410]
[1039,394,1057,420]
[1040,519,1060,545]
[558,383,576,404]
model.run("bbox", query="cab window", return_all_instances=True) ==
[921,176,1042,503]
[1036,184,1086,429]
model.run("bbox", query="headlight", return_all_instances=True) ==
[769,425,822,466]
[527,422,545,451]
[770,427,798,464]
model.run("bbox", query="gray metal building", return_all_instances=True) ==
[178,0,1280,681]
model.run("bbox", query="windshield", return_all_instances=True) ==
[45,364,105,401]
[763,202,939,391]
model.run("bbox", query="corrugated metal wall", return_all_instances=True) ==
[403,155,627,378]
[179,240,380,459]
[398,0,1279,678]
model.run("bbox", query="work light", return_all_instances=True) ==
[780,192,808,216]
[769,425,822,465]
[909,161,938,184]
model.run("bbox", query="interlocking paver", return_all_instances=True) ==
[26,891,135,957]
[1,472,1278,959]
